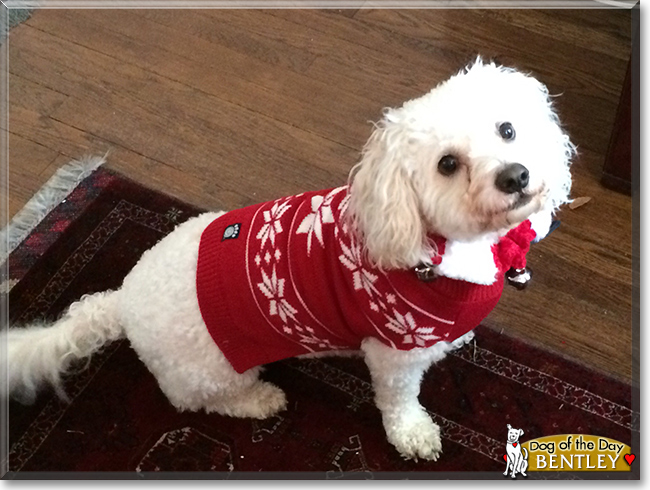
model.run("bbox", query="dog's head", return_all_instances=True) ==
[348,58,575,269]
[507,424,525,443]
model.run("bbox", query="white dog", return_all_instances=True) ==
[504,424,528,478]
[5,59,574,462]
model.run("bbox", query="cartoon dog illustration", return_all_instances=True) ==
[504,424,528,478]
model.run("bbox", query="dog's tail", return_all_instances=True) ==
[3,290,123,404]
[522,447,529,460]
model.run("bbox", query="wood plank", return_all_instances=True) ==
[144,9,456,105]
[478,9,631,62]
[539,7,633,41]
[9,72,68,117]
[24,9,380,151]
[328,9,629,95]
[254,10,458,104]
[10,104,113,161]
[7,138,61,220]
[144,9,319,74]
[7,131,61,218]
[9,104,246,213]
[269,7,478,83]
[10,24,359,203]
[9,132,60,177]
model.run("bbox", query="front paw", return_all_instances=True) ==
[385,410,442,462]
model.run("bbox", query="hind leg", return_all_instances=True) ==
[139,335,287,419]
[126,311,288,419]
[118,213,287,419]
[156,363,287,419]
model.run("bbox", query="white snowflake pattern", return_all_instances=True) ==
[338,194,352,234]
[384,309,441,347]
[296,188,345,254]
[257,200,292,248]
[275,318,341,351]
[298,330,343,350]
[254,254,262,267]
[338,193,351,215]
[339,240,379,296]
[257,266,298,323]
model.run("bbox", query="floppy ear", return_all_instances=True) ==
[507,424,513,430]
[348,114,428,270]
[519,429,524,437]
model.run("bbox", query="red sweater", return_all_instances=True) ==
[196,187,536,374]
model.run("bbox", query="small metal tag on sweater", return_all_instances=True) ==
[414,263,437,282]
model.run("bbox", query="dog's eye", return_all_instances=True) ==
[437,155,458,176]
[498,122,516,141]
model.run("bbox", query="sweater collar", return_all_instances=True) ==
[417,220,536,284]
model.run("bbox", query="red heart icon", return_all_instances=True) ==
[513,443,518,447]
[624,454,635,465]
[503,454,508,462]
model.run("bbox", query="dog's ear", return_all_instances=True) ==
[507,424,512,430]
[348,113,427,270]
[519,429,524,437]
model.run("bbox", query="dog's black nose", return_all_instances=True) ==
[495,163,530,194]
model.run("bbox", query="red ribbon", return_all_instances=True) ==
[492,220,537,273]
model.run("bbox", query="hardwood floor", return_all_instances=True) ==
[6,8,634,382]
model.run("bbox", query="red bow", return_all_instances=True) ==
[492,220,537,273]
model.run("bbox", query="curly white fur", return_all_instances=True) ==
[3,59,574,462]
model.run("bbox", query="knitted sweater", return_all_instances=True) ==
[196,187,537,374]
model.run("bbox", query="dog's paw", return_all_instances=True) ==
[208,382,288,419]
[257,382,288,417]
[241,382,288,419]
[386,410,443,462]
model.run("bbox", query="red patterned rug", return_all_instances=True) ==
[5,168,638,479]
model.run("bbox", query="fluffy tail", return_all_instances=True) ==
[3,290,123,403]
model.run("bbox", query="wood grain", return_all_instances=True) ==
[7,8,634,382]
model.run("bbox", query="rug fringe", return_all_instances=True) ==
[1,154,107,265]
